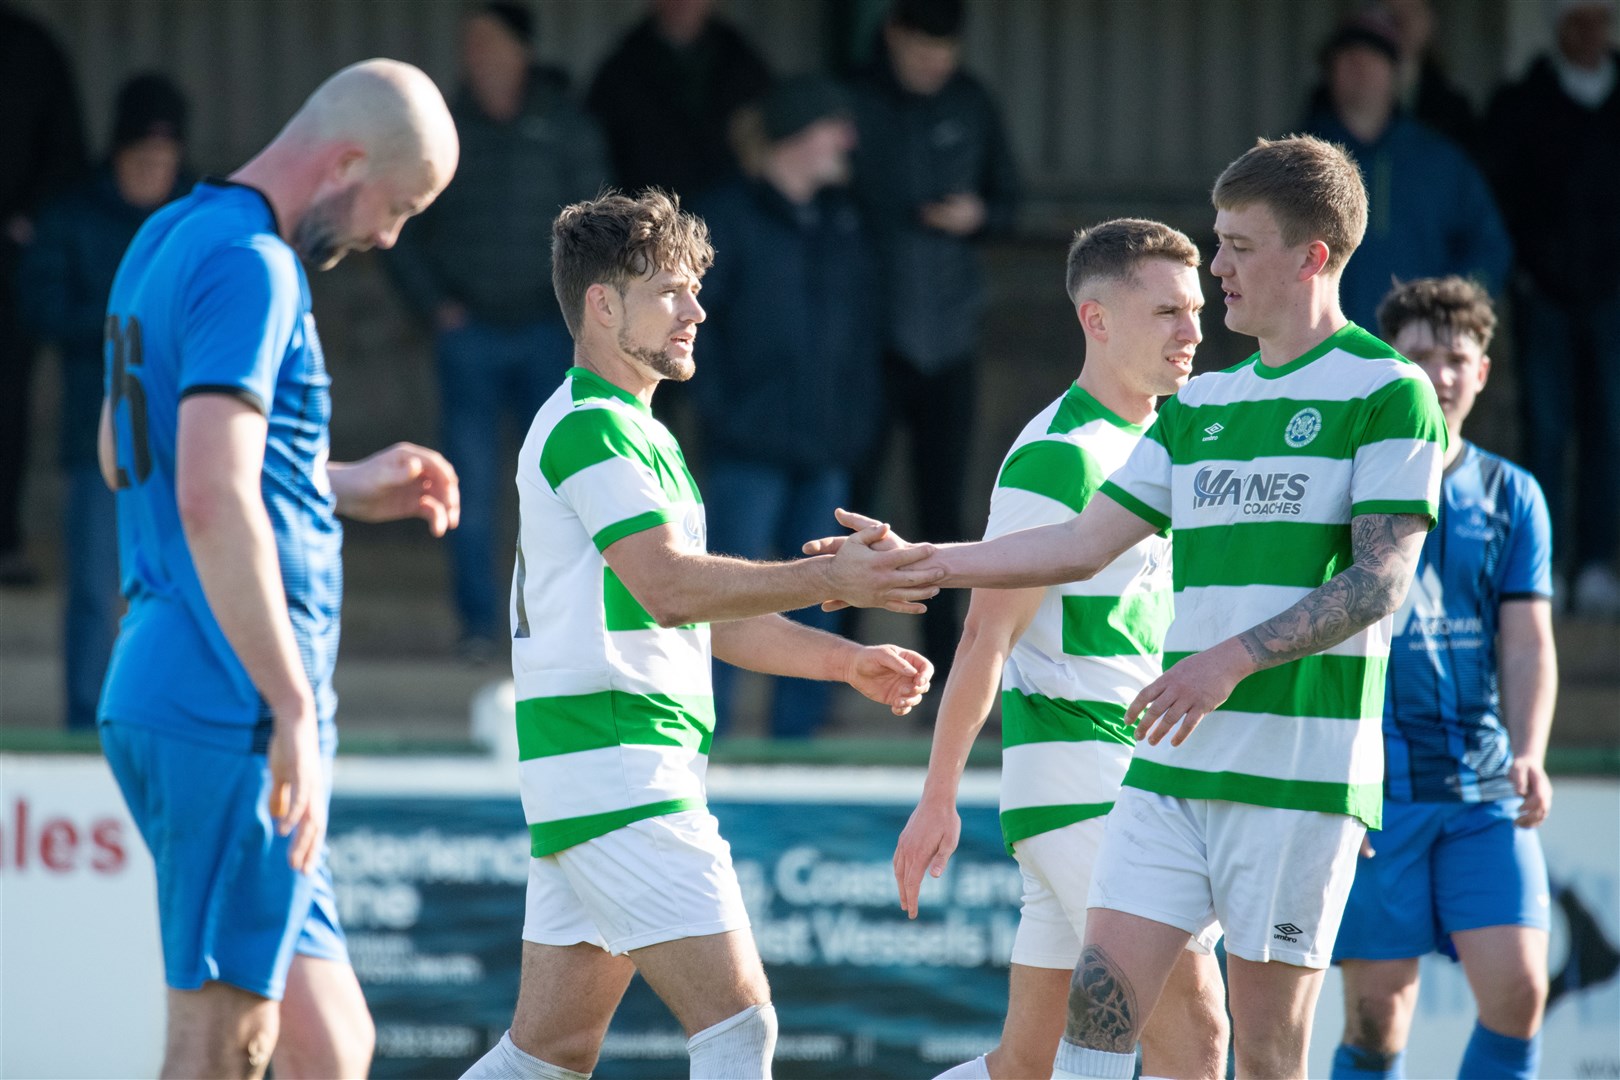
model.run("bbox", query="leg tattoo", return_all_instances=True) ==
[1065,946,1139,1053]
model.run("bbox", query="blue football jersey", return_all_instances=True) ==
[1383,443,1552,803]
[100,179,342,748]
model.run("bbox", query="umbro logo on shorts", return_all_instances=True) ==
[1273,922,1303,943]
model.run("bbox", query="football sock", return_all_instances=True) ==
[685,1002,778,1079]
[1331,1042,1405,1079]
[934,1054,991,1078]
[1052,1037,1135,1079]
[1458,1022,1539,1080]
[459,1031,589,1080]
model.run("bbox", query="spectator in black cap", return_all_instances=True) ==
[586,0,773,201]
[848,0,1020,705]
[17,71,189,729]
[385,1,610,661]
[1301,7,1510,336]
[691,75,885,738]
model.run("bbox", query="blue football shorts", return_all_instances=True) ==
[100,720,348,1000]
[1334,796,1551,962]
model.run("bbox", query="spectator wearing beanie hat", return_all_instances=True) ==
[690,74,884,738]
[17,72,191,730]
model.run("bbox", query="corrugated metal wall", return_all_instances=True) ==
[20,0,1522,218]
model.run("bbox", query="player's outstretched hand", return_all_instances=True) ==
[1128,638,1249,747]
[823,521,942,614]
[268,708,326,874]
[1511,756,1553,827]
[894,797,961,919]
[331,442,461,535]
[802,508,904,557]
[846,644,934,716]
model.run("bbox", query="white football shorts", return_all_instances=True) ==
[1086,786,1365,968]
[1011,816,1221,970]
[522,809,750,955]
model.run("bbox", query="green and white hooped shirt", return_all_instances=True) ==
[511,367,713,857]
[1101,324,1446,829]
[989,384,1173,853]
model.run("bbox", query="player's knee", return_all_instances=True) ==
[238,1006,280,1078]
[1344,990,1404,1054]
[1476,973,1548,1038]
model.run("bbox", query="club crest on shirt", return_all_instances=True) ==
[1284,407,1322,449]
[683,506,706,551]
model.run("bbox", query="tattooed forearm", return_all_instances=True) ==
[1066,945,1140,1053]
[1236,513,1427,672]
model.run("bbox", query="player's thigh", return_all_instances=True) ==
[631,928,771,1035]
[273,955,373,1080]
[551,810,752,958]
[1452,924,1550,1036]
[1337,958,1422,1052]
[511,940,637,1070]
[1334,800,1448,963]
[1433,799,1552,941]
[1084,790,1221,953]
[1207,802,1364,969]
[101,721,326,1001]
[1071,907,1196,1049]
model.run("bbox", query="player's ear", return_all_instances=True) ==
[1476,351,1492,391]
[1299,240,1331,281]
[1076,298,1107,341]
[584,282,616,327]
[331,144,367,185]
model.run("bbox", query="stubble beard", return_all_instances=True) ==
[619,325,694,382]
[293,186,359,271]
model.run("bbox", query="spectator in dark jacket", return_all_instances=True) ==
[693,76,883,738]
[586,0,772,200]
[848,0,1019,692]
[0,4,87,585]
[18,73,188,729]
[387,2,610,658]
[1305,0,1481,157]
[1302,9,1511,336]
[1485,0,1620,616]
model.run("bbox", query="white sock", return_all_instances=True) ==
[685,1003,778,1079]
[460,1030,590,1080]
[1052,1037,1135,1079]
[935,1054,992,1079]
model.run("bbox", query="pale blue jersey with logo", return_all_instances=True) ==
[101,180,341,749]
[1383,443,1552,803]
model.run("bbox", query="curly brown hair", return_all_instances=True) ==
[1376,275,1497,351]
[551,189,715,338]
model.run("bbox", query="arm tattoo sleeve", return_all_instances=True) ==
[1235,512,1427,672]
[1065,945,1141,1053]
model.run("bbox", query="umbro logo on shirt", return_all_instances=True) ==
[1273,922,1303,943]
[1202,422,1224,442]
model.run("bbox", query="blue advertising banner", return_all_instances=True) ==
[328,764,1020,1079]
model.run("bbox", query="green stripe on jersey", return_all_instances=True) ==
[998,440,1102,514]
[1001,688,1134,748]
[1062,590,1171,658]
[540,407,652,489]
[592,508,678,553]
[1099,479,1170,532]
[529,796,705,857]
[1173,521,1351,590]
[1000,801,1114,853]
[1124,758,1382,828]
[602,566,697,630]
[516,690,715,760]
[1162,651,1388,721]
